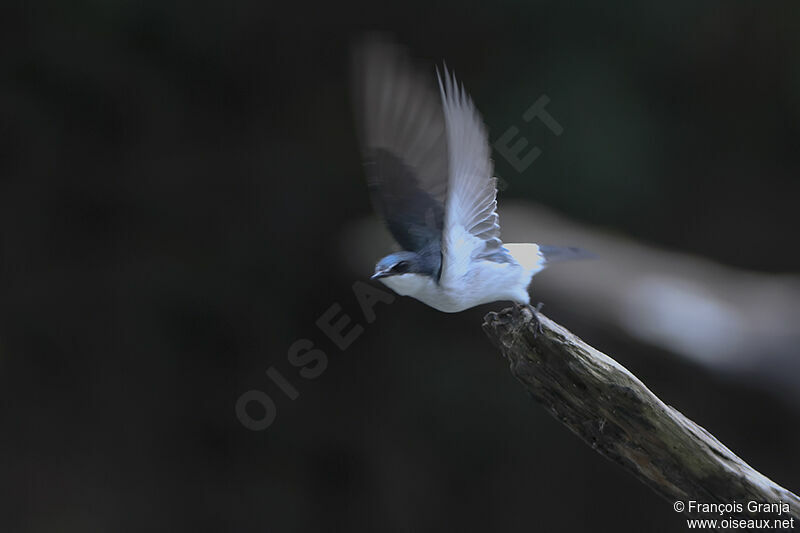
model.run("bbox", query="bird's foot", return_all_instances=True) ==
[510,302,544,336]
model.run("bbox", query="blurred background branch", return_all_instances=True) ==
[483,306,800,519]
[342,202,800,408]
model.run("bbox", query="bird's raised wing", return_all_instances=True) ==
[437,67,505,284]
[352,40,448,264]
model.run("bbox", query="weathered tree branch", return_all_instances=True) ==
[483,305,800,521]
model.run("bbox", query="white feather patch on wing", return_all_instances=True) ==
[504,243,546,274]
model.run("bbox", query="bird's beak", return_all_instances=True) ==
[371,270,389,280]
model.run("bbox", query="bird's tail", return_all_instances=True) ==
[537,244,596,263]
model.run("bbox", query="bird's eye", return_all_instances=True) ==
[393,261,409,273]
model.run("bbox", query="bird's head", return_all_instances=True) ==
[371,251,427,280]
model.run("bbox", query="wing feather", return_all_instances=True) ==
[352,39,448,258]
[353,41,507,283]
[437,66,504,283]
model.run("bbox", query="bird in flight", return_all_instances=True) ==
[352,39,590,313]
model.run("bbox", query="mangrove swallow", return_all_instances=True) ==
[353,40,591,312]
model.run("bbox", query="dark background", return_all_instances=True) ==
[2,1,799,532]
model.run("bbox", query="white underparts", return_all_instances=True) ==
[378,243,546,312]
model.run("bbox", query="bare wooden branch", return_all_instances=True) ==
[482,305,800,521]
